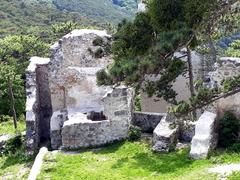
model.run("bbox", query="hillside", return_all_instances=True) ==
[0,0,137,39]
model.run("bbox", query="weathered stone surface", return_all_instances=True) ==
[190,111,218,159]
[50,110,68,150]
[208,57,240,118]
[61,86,134,149]
[152,114,179,152]
[132,112,165,133]
[180,121,195,142]
[25,57,51,153]
[48,29,112,113]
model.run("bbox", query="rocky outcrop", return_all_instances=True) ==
[152,114,179,152]
[190,111,218,159]
[132,112,165,133]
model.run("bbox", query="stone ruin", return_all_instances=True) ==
[25,29,134,152]
[25,28,240,160]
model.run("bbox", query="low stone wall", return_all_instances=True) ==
[61,86,134,149]
[62,119,129,149]
[132,112,165,133]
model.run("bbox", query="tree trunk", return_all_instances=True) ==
[208,35,217,66]
[186,47,197,119]
[8,77,17,129]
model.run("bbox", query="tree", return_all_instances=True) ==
[97,0,237,118]
[0,35,49,116]
[0,35,49,76]
[0,64,24,128]
[226,40,240,57]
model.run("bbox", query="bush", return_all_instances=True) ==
[94,47,104,58]
[92,36,103,46]
[218,112,240,148]
[228,142,240,153]
[0,115,12,123]
[3,134,23,155]
[128,125,141,141]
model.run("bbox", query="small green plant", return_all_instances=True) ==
[96,69,113,86]
[218,112,240,148]
[0,115,12,123]
[228,142,240,153]
[3,134,23,155]
[94,48,104,58]
[128,125,141,141]
[92,36,104,46]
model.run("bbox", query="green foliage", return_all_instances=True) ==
[52,21,77,39]
[0,0,132,41]
[226,40,240,57]
[0,64,25,116]
[228,142,240,153]
[0,116,25,135]
[0,35,49,75]
[0,115,12,123]
[218,112,239,148]
[223,76,240,92]
[53,0,134,25]
[94,48,105,58]
[128,125,142,141]
[97,0,219,106]
[2,134,23,155]
[92,36,104,46]
[135,94,142,112]
[229,171,240,180]
[96,70,113,86]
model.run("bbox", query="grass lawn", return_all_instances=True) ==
[0,150,34,179]
[39,141,240,180]
[0,120,25,135]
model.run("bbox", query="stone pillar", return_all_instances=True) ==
[190,111,218,159]
[25,57,51,153]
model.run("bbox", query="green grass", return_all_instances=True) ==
[0,149,34,179]
[0,120,25,135]
[38,141,240,180]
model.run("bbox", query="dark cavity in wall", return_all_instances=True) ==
[36,65,53,144]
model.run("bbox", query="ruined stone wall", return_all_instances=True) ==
[48,29,112,113]
[61,86,134,149]
[132,112,165,133]
[25,57,51,153]
[209,57,240,118]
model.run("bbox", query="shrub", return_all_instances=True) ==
[0,115,12,123]
[96,69,113,86]
[218,112,240,148]
[3,134,23,155]
[92,36,104,46]
[228,142,240,153]
[128,125,141,141]
[94,47,104,58]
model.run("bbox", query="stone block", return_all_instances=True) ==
[190,111,218,159]
[152,115,179,152]
[132,112,165,133]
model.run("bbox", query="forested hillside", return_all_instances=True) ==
[0,0,137,40]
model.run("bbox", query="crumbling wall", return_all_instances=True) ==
[132,112,165,133]
[25,57,51,153]
[61,86,134,149]
[48,29,112,113]
[209,57,240,118]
